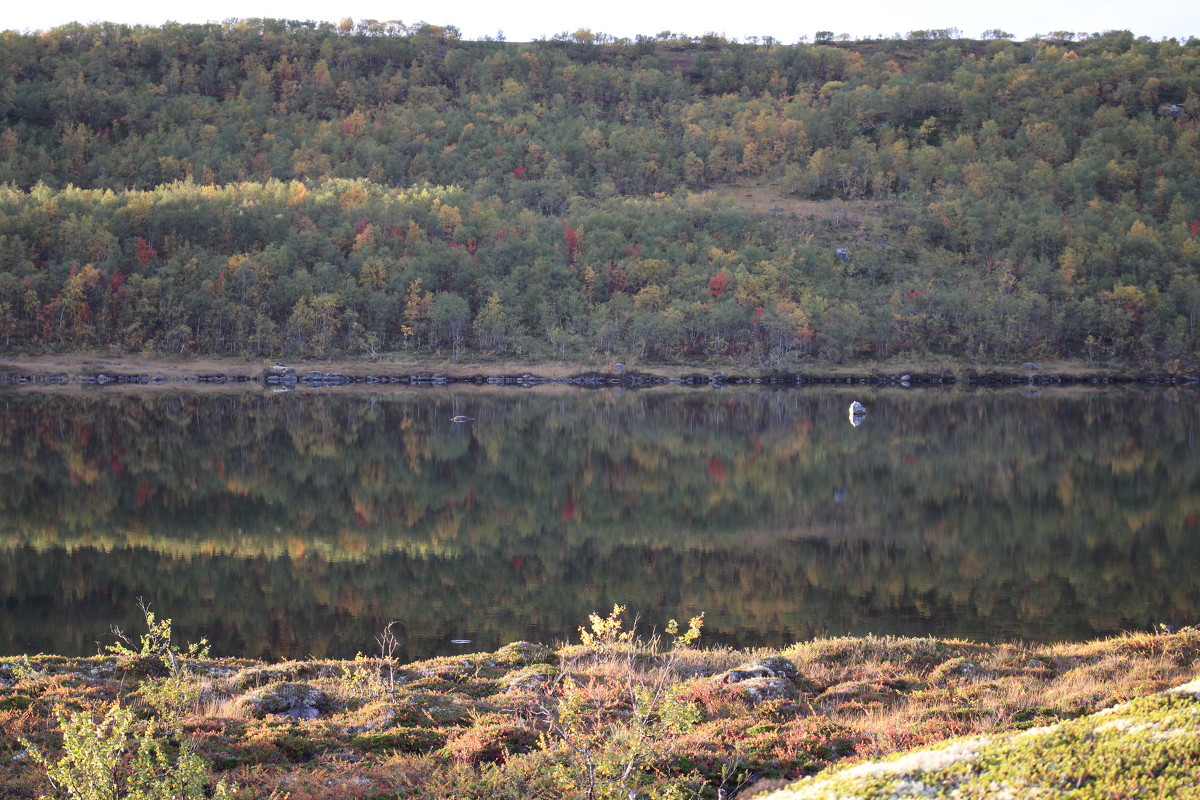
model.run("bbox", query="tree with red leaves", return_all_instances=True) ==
[564,223,579,264]
[708,269,729,297]
[135,237,157,266]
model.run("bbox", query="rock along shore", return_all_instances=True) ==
[2,364,1197,389]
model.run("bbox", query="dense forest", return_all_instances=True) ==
[1,21,1199,367]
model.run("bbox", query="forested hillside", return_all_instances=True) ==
[1,21,1198,366]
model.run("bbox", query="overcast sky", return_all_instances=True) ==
[3,0,1196,42]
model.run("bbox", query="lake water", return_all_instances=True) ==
[1,384,1197,662]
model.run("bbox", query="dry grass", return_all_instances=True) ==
[2,629,1197,800]
[705,182,889,224]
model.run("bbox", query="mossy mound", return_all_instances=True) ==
[3,630,1198,800]
[760,678,1200,799]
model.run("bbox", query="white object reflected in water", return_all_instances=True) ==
[849,400,866,426]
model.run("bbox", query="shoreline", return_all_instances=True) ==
[2,353,1197,389]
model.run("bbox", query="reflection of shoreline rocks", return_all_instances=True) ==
[2,367,1198,389]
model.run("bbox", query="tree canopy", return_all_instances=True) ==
[1,22,1198,366]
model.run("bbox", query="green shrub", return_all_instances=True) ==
[106,601,211,720]
[22,704,233,800]
[353,727,448,754]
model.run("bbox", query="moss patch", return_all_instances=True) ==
[760,681,1200,799]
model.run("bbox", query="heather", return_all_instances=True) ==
[2,607,1198,799]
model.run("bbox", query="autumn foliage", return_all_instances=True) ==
[0,24,1196,366]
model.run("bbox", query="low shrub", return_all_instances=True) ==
[353,726,447,754]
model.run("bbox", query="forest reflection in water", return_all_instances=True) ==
[1,384,1197,661]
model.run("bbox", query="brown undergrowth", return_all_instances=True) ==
[1,611,1197,800]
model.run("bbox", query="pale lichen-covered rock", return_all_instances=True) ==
[493,641,553,666]
[716,655,801,683]
[238,682,333,719]
[756,677,1200,799]
[715,655,806,702]
[501,663,559,693]
[728,676,799,703]
[231,661,331,690]
[343,702,402,734]
[1167,677,1200,697]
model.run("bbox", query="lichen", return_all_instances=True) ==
[758,680,1200,799]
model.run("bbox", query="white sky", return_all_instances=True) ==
[3,0,1196,43]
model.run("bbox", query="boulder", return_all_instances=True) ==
[493,641,553,666]
[715,656,808,702]
[501,664,559,693]
[238,682,333,719]
[717,655,801,683]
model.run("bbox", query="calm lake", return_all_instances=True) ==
[1,384,1197,662]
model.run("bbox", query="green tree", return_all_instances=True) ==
[473,291,509,352]
[431,291,471,359]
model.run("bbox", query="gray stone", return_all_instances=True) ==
[238,682,333,719]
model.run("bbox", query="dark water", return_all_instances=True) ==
[1,384,1197,662]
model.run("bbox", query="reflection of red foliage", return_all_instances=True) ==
[707,456,726,483]
[708,269,729,297]
[562,487,576,523]
[510,555,524,571]
[135,480,155,509]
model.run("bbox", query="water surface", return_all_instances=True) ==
[1,385,1196,661]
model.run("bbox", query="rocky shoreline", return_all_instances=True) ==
[3,364,1198,389]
